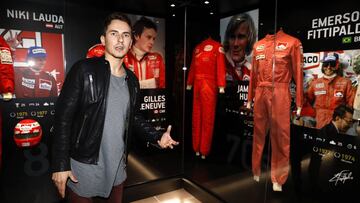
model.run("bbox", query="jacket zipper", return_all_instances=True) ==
[76,115,88,148]
[89,74,95,102]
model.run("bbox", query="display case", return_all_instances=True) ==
[1,0,359,202]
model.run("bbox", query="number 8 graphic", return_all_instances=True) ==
[24,143,49,176]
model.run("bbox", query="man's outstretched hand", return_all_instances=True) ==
[158,125,179,149]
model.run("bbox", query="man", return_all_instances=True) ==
[308,104,354,202]
[306,52,354,129]
[124,16,165,89]
[223,13,256,82]
[14,46,58,98]
[320,104,354,135]
[51,12,178,202]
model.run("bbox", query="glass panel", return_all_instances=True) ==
[277,0,360,202]
[182,1,275,202]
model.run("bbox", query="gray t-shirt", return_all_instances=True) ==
[67,74,129,198]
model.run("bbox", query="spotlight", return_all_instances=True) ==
[172,14,176,17]
[204,1,210,4]
[170,3,175,7]
[210,12,214,15]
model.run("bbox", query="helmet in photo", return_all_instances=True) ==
[86,44,105,58]
[322,52,339,66]
[321,52,339,74]
[14,119,42,147]
[27,46,47,59]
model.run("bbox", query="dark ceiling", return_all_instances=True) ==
[217,0,259,15]
[67,0,260,17]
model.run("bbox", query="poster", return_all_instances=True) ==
[0,29,65,98]
[126,14,168,133]
[303,49,360,87]
[0,2,65,203]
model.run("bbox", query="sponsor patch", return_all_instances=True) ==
[204,45,213,51]
[315,83,324,88]
[31,48,46,54]
[256,54,265,60]
[335,81,347,86]
[218,47,225,54]
[276,42,288,50]
[195,48,200,54]
[256,45,265,51]
[334,91,344,98]
[0,47,13,64]
[22,77,36,89]
[202,57,210,62]
[314,90,326,95]
[39,79,52,91]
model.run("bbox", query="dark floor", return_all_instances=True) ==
[2,124,358,203]
[125,146,316,203]
[183,153,315,203]
[178,124,360,203]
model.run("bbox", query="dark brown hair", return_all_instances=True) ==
[103,12,132,35]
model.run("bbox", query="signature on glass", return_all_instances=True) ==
[329,170,353,186]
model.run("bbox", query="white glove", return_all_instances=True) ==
[246,102,252,109]
[219,87,225,93]
[2,92,13,101]
[296,107,302,117]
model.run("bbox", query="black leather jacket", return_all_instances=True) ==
[51,56,161,172]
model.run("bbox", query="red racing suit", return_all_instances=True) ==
[187,38,226,156]
[248,30,304,185]
[306,75,354,129]
[14,68,58,98]
[0,36,15,168]
[124,51,165,89]
[225,53,251,81]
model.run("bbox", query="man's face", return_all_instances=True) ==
[28,57,46,72]
[134,28,157,53]
[101,19,132,59]
[229,23,249,63]
[322,61,337,76]
[339,112,353,133]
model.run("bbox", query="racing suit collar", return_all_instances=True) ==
[132,45,146,61]
[323,73,337,80]
[29,67,42,75]
[265,29,285,40]
[225,52,246,67]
